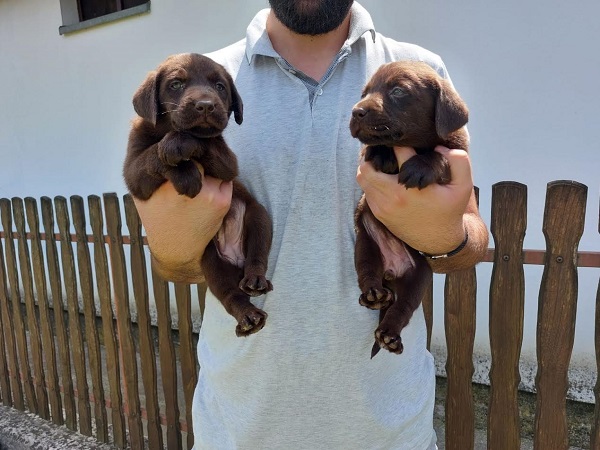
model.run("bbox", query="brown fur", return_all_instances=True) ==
[124,53,273,336]
[349,61,470,356]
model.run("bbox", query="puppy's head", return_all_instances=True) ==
[349,61,468,148]
[132,53,243,136]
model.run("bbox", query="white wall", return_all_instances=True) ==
[1,0,598,401]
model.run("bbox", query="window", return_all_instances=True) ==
[59,0,150,35]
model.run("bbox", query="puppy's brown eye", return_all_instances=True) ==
[169,80,184,90]
[216,82,226,91]
[390,87,406,98]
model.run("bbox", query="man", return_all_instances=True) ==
[135,1,489,449]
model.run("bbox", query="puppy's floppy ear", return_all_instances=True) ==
[132,70,159,125]
[222,70,243,125]
[231,83,244,125]
[435,79,469,139]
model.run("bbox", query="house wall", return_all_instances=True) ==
[1,0,598,401]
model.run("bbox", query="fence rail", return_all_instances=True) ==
[0,180,598,450]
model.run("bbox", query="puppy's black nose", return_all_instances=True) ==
[352,107,368,119]
[195,100,215,114]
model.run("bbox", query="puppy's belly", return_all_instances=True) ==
[215,198,246,268]
[362,213,416,277]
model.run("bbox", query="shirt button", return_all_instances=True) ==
[317,88,323,95]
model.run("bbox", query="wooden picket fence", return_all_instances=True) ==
[0,180,598,450]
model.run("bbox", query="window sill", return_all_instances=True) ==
[59,1,150,35]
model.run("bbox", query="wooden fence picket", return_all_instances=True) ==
[71,195,108,441]
[0,262,9,405]
[175,281,197,450]
[443,188,480,450]
[104,192,145,449]
[123,194,164,450]
[589,199,600,449]
[444,266,477,450]
[197,283,207,321]
[152,267,182,450]
[422,282,434,351]
[0,199,37,414]
[0,232,16,408]
[40,196,77,430]
[88,195,126,447]
[55,196,92,435]
[0,268,10,406]
[12,198,50,420]
[487,182,527,450]
[534,181,587,449]
[24,197,63,425]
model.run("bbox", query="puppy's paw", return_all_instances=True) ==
[235,307,268,337]
[165,161,203,198]
[364,145,399,174]
[374,327,404,355]
[239,274,273,297]
[398,152,451,189]
[359,286,393,310]
[158,132,198,166]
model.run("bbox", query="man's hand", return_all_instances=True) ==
[357,145,488,272]
[133,163,233,283]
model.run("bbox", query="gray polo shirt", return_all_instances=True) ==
[194,3,449,449]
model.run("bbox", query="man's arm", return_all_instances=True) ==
[356,146,489,273]
[133,168,233,283]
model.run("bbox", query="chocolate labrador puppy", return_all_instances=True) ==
[124,53,273,336]
[349,61,469,357]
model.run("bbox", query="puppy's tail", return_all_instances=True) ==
[370,308,387,359]
[370,342,381,358]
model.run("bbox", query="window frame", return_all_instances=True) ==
[58,0,150,35]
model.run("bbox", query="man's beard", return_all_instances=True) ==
[268,0,354,35]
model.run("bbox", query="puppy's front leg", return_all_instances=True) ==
[363,145,399,174]
[156,132,204,197]
[124,141,169,200]
[157,131,204,166]
[201,136,239,182]
[398,151,451,189]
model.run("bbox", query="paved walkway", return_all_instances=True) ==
[0,394,587,449]
[0,405,116,450]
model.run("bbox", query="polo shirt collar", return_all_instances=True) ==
[245,1,376,64]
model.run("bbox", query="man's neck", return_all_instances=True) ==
[266,11,351,82]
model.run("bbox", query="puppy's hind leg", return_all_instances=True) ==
[355,204,393,311]
[202,241,268,336]
[373,254,432,355]
[236,183,273,297]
